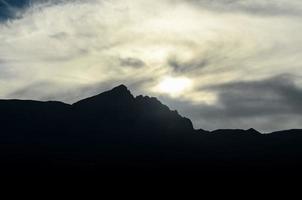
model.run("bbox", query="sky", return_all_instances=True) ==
[0,0,302,132]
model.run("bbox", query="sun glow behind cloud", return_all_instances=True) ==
[157,76,192,97]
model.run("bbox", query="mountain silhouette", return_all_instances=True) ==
[0,85,302,177]
[72,85,193,134]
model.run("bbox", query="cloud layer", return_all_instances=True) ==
[1,0,302,132]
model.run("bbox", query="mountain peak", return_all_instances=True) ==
[71,85,193,132]
[246,128,260,134]
[73,84,134,107]
[111,84,128,92]
[104,84,133,99]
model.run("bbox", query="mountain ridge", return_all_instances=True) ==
[1,84,299,134]
[0,84,302,177]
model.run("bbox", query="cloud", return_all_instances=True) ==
[119,57,145,68]
[0,0,302,131]
[203,74,302,117]
[186,0,302,16]
[159,74,302,132]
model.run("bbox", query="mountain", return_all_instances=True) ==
[0,85,193,142]
[72,85,193,134]
[0,85,302,177]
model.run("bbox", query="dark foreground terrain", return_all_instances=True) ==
[0,85,302,177]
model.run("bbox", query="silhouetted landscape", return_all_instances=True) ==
[0,85,302,177]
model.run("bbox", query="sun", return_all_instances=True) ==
[157,76,192,97]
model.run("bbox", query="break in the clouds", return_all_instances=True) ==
[0,0,302,132]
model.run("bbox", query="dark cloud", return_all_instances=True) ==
[187,0,302,16]
[167,40,236,76]
[119,57,145,68]
[201,74,302,117]
[168,57,209,73]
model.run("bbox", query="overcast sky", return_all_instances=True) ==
[1,0,302,132]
